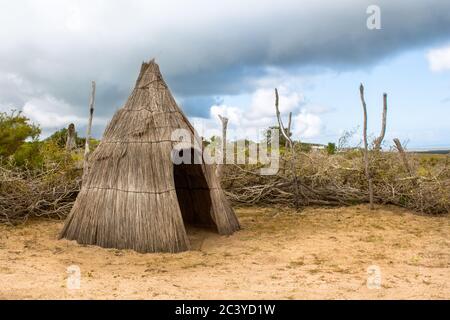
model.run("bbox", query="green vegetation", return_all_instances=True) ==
[327,142,336,155]
[0,111,40,159]
[0,111,100,171]
[0,115,98,224]
[46,127,84,149]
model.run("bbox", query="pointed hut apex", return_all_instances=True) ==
[141,58,157,69]
[135,58,165,89]
[59,59,240,253]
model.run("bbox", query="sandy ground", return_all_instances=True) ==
[0,205,449,300]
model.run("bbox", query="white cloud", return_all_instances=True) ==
[65,7,83,32]
[22,94,108,137]
[191,86,324,141]
[427,45,450,72]
[210,105,243,126]
[206,104,273,141]
[292,110,323,138]
[22,95,85,128]
[248,87,303,119]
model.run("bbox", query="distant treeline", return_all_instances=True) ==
[414,150,450,155]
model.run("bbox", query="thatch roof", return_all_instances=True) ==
[59,60,240,253]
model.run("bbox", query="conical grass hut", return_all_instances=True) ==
[60,60,240,253]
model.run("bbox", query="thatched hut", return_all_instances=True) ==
[60,60,240,253]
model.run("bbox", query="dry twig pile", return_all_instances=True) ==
[222,149,449,214]
[0,164,80,224]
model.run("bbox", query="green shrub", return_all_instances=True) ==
[327,142,336,155]
[46,127,86,149]
[0,110,40,159]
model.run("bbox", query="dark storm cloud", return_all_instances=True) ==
[177,96,225,117]
[1,0,450,129]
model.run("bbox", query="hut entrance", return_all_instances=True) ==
[173,148,217,231]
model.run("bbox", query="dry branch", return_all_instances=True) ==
[285,112,292,149]
[1,143,448,226]
[359,84,374,210]
[393,138,413,176]
[222,148,449,215]
[0,164,80,225]
[374,93,388,150]
[83,81,96,182]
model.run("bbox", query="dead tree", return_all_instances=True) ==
[359,85,390,209]
[218,115,228,165]
[275,88,301,208]
[374,93,388,151]
[216,114,229,178]
[281,112,292,174]
[83,81,96,182]
[359,84,375,210]
[393,138,413,176]
[66,123,76,151]
[285,112,292,149]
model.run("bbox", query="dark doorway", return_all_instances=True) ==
[173,148,217,231]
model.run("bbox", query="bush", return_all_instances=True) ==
[327,142,336,155]
[0,110,40,159]
[0,123,84,224]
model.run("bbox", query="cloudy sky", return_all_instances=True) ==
[1,0,450,149]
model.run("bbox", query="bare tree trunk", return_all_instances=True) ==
[393,138,413,176]
[216,115,228,178]
[285,112,292,149]
[275,88,301,208]
[218,115,228,165]
[359,84,374,210]
[66,123,76,151]
[374,93,388,151]
[281,112,292,175]
[83,81,96,183]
